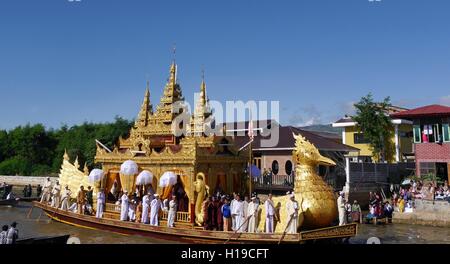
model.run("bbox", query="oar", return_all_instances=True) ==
[26,205,34,219]
[47,205,59,223]
[223,214,253,244]
[278,213,295,245]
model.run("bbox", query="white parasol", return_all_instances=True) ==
[120,160,139,175]
[136,170,154,185]
[159,171,177,187]
[88,169,104,183]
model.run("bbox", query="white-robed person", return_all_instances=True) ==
[120,190,129,221]
[128,199,137,222]
[40,177,52,203]
[264,193,276,233]
[167,194,177,227]
[60,185,71,210]
[51,180,61,208]
[150,194,164,226]
[286,193,299,234]
[230,192,237,230]
[337,191,346,226]
[247,196,259,233]
[242,196,250,232]
[6,222,18,244]
[141,191,151,224]
[231,194,245,232]
[96,188,106,218]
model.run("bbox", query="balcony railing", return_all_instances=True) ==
[253,174,294,190]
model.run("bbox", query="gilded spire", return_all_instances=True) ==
[63,149,69,161]
[135,81,152,127]
[192,70,211,136]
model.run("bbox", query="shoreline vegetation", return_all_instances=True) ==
[0,116,133,177]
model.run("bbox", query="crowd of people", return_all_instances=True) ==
[200,191,299,234]
[390,180,450,213]
[364,191,394,221]
[0,222,19,244]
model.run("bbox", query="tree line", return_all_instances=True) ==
[0,117,133,176]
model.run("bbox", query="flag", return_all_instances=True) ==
[248,114,255,140]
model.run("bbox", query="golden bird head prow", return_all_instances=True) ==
[292,133,336,167]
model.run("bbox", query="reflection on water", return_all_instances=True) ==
[350,222,450,244]
[1,202,450,244]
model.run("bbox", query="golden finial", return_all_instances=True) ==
[74,156,79,169]
[63,149,69,161]
[83,162,89,175]
[172,42,176,62]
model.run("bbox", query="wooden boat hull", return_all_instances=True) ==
[0,198,19,206]
[33,201,357,244]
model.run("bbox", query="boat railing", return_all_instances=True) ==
[161,210,191,223]
[105,203,121,213]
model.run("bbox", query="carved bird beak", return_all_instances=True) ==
[318,154,336,166]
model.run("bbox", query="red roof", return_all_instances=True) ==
[390,104,450,119]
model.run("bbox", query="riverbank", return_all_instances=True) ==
[392,200,450,227]
[0,175,58,187]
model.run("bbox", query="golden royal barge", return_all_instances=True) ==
[32,61,358,243]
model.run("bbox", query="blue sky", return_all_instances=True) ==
[1,0,450,130]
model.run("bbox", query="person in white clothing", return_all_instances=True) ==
[6,222,18,244]
[231,194,245,233]
[150,194,164,226]
[285,193,299,234]
[120,190,129,221]
[60,185,71,210]
[247,196,259,233]
[0,225,8,244]
[40,177,52,203]
[242,196,249,232]
[128,199,137,221]
[51,181,61,208]
[96,188,105,218]
[141,192,151,224]
[337,191,346,226]
[230,192,237,230]
[167,194,177,227]
[264,193,276,233]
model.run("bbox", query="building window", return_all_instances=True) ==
[353,133,370,144]
[443,124,450,142]
[420,162,436,177]
[285,160,292,175]
[414,124,444,143]
[271,160,279,175]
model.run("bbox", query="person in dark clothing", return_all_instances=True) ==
[22,186,28,197]
[27,184,32,197]
[86,186,93,206]
[207,196,218,230]
[216,195,224,231]
[36,184,42,198]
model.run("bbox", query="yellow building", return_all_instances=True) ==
[332,112,413,163]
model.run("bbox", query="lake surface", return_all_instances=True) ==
[1,202,450,244]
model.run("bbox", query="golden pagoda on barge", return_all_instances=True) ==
[33,61,357,243]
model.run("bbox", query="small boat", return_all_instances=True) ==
[15,234,70,244]
[18,197,40,202]
[0,198,19,206]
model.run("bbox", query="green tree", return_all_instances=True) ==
[353,93,395,162]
